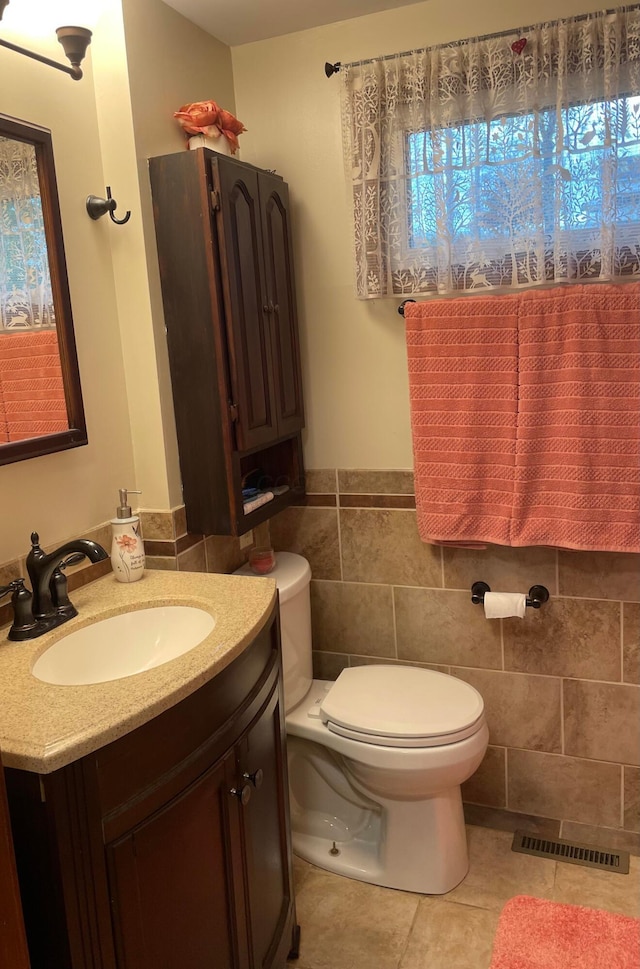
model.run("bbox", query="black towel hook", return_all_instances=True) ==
[86,186,131,225]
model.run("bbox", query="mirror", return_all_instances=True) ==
[0,113,86,466]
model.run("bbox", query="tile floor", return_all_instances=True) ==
[289,825,640,969]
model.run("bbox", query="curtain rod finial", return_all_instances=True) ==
[325,61,341,78]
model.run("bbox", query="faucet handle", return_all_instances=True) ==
[0,579,40,642]
[58,553,86,570]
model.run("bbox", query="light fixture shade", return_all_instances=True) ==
[56,25,91,77]
[0,0,10,21]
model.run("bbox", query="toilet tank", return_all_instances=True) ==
[234,552,313,712]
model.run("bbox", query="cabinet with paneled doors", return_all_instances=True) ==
[5,601,299,969]
[149,147,305,536]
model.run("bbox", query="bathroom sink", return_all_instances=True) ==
[31,606,216,685]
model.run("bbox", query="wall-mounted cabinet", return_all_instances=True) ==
[149,148,305,536]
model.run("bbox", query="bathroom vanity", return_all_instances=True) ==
[0,571,297,969]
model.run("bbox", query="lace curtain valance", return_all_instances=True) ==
[340,7,640,298]
[0,136,55,331]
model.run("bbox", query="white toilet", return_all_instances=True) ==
[235,552,489,894]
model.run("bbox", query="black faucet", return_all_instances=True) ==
[25,532,109,628]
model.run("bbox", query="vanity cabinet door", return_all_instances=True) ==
[236,680,294,969]
[0,759,30,969]
[107,750,247,969]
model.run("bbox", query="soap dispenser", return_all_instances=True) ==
[111,488,145,583]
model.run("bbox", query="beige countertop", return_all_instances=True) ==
[0,569,276,775]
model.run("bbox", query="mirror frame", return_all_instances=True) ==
[0,113,86,466]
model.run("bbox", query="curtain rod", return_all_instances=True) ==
[324,3,640,76]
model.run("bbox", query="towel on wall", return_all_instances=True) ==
[405,283,640,553]
[405,294,519,547]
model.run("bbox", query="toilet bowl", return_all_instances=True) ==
[235,552,489,894]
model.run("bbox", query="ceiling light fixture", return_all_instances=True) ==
[0,3,91,80]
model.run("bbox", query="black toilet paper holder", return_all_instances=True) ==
[471,581,549,609]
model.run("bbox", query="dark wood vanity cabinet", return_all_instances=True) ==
[149,148,305,536]
[5,604,298,969]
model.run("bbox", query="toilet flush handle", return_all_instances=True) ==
[243,768,264,790]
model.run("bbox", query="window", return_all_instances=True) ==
[340,8,640,298]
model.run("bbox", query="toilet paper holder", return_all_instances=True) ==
[471,581,549,609]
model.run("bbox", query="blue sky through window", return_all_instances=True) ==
[407,96,640,249]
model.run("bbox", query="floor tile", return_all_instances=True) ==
[552,853,640,917]
[290,867,420,969]
[399,898,499,969]
[445,825,557,911]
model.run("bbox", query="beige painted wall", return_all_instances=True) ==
[0,3,135,563]
[231,0,608,470]
[0,0,235,564]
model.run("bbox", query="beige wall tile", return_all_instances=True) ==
[177,541,207,573]
[463,805,560,838]
[340,509,441,587]
[624,767,640,832]
[443,545,557,595]
[395,588,502,668]
[312,651,349,680]
[253,521,271,547]
[310,580,395,657]
[560,820,640,857]
[145,556,177,571]
[204,535,246,574]
[563,679,640,766]
[0,560,21,584]
[552,855,640,917]
[452,668,562,753]
[173,505,187,539]
[270,507,341,580]
[138,510,174,541]
[349,656,450,673]
[503,597,621,681]
[508,749,621,827]
[559,551,640,602]
[399,897,498,969]
[462,745,506,808]
[338,469,414,495]
[305,469,337,494]
[623,602,640,685]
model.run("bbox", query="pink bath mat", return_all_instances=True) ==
[489,895,640,969]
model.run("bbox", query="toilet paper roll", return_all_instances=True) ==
[483,592,527,619]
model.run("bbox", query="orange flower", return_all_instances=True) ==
[116,534,137,553]
[174,100,246,153]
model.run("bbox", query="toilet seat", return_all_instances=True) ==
[319,666,485,748]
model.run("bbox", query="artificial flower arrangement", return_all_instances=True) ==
[173,99,247,154]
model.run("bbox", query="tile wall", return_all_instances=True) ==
[3,475,638,856]
[269,469,640,855]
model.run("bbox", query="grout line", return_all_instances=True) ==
[621,766,625,828]
[440,545,445,589]
[620,601,624,683]
[555,548,560,596]
[504,746,509,810]
[335,471,344,584]
[391,586,399,660]
[500,618,505,671]
[560,678,565,755]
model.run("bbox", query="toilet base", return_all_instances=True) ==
[290,781,470,894]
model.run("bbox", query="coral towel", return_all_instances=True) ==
[489,895,640,969]
[405,283,640,552]
[405,293,519,546]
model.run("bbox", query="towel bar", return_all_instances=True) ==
[398,299,417,316]
[471,581,549,609]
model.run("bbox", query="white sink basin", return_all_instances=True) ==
[32,606,216,685]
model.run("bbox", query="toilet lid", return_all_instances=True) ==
[320,666,485,748]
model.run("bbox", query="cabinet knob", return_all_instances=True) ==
[273,304,279,315]
[263,304,271,314]
[243,768,264,789]
[230,784,252,806]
